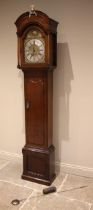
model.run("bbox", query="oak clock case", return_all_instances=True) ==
[15,11,58,185]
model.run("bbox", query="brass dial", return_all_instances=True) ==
[24,31,45,63]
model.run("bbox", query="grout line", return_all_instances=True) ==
[0,179,41,192]
[30,192,44,210]
[19,191,35,210]
[57,174,68,192]
[0,161,10,171]
[0,179,26,188]
[61,194,93,207]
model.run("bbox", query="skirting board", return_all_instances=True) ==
[56,161,93,178]
[0,150,93,178]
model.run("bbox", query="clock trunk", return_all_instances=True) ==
[22,70,55,185]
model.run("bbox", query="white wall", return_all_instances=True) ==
[0,0,93,176]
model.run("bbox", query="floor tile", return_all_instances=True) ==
[60,174,93,191]
[0,161,27,186]
[0,154,93,210]
[59,174,93,204]
[21,192,89,210]
[0,181,33,210]
[60,185,93,204]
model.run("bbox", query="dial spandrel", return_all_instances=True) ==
[24,30,45,63]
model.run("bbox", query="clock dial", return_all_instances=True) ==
[24,30,45,63]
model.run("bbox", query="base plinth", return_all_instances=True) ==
[22,145,56,186]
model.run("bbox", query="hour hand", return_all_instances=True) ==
[33,40,35,46]
[31,46,35,56]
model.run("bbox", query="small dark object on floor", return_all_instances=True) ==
[11,199,20,205]
[43,186,57,195]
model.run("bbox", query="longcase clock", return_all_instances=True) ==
[15,9,58,185]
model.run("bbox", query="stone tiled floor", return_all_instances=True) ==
[0,153,93,210]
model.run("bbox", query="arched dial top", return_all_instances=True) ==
[24,30,45,63]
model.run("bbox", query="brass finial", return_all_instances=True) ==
[30,4,35,11]
[29,4,37,17]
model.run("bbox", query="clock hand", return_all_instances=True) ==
[33,40,35,46]
[33,40,35,52]
[31,45,35,56]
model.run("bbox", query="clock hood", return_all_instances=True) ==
[15,10,58,37]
